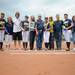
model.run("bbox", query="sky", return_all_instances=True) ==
[0,0,75,19]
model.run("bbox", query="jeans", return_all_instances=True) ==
[36,31,43,49]
[72,32,75,44]
[49,32,54,49]
[54,32,62,49]
[29,31,36,49]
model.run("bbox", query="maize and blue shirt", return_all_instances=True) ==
[48,21,54,32]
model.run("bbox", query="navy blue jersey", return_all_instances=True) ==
[63,19,72,29]
[5,22,13,35]
[21,20,29,31]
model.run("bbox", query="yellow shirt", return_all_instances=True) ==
[49,21,54,32]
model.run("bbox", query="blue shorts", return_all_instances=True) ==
[72,32,75,44]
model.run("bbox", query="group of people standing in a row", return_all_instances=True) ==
[0,12,75,51]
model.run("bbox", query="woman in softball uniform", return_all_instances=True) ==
[0,12,6,51]
[5,17,13,49]
[44,17,50,50]
[22,16,29,50]
[63,14,72,51]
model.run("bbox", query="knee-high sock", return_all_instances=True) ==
[66,42,70,49]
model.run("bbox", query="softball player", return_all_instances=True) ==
[44,17,50,49]
[0,12,6,51]
[22,16,29,50]
[63,14,72,51]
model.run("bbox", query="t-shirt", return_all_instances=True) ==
[36,19,44,31]
[5,22,13,35]
[54,20,63,32]
[48,21,54,32]
[0,18,6,30]
[13,18,22,32]
[63,19,72,30]
[29,21,36,31]
[21,20,29,31]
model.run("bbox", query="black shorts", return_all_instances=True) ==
[13,31,22,41]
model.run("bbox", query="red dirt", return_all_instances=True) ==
[0,41,75,75]
[0,53,75,75]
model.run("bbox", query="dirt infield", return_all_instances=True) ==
[0,52,75,75]
[0,42,75,75]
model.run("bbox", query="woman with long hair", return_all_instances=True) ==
[29,16,36,50]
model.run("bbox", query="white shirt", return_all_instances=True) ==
[29,21,35,31]
[13,18,22,32]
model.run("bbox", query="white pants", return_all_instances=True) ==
[22,31,29,42]
[0,30,4,42]
[44,31,50,43]
[63,30,72,42]
[5,34,12,45]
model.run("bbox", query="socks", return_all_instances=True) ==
[30,42,34,50]
[66,42,70,49]
[45,43,49,49]
[0,42,3,49]
[23,42,28,49]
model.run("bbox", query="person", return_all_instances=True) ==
[36,15,44,50]
[29,16,36,50]
[0,12,6,51]
[67,16,75,50]
[54,14,63,50]
[44,17,50,50]
[21,16,29,50]
[63,14,72,51]
[13,12,22,50]
[48,17,54,50]
[5,17,13,49]
[72,16,75,50]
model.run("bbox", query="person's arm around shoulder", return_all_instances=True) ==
[67,19,72,30]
